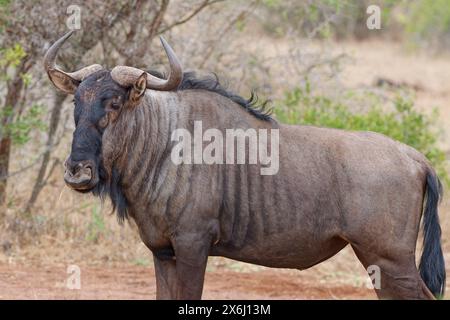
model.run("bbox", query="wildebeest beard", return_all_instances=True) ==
[91,160,129,224]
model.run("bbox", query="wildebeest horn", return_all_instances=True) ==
[44,31,103,87]
[110,36,183,91]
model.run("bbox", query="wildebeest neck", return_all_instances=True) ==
[101,89,276,223]
[101,91,180,216]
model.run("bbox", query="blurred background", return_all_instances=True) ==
[0,0,449,299]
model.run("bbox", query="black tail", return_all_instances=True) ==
[419,171,446,298]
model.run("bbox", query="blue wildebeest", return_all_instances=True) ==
[44,31,445,299]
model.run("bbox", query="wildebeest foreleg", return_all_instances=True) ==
[173,233,211,300]
[153,255,177,299]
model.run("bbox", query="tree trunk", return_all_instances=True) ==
[0,137,11,209]
[24,91,67,214]
[0,70,25,211]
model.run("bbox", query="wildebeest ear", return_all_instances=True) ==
[129,72,147,103]
[47,69,80,95]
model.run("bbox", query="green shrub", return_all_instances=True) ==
[402,0,450,48]
[259,0,396,40]
[259,0,344,38]
[0,104,46,145]
[274,85,449,185]
[259,0,450,48]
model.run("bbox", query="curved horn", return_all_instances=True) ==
[44,31,103,86]
[110,36,183,91]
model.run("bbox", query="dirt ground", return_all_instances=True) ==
[0,263,376,300]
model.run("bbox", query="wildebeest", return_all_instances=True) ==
[44,31,445,299]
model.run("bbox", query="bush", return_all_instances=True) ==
[259,0,450,49]
[402,0,450,49]
[259,0,343,38]
[274,85,449,185]
[259,0,396,40]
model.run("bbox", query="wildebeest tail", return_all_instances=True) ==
[419,170,446,298]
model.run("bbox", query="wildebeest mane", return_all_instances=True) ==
[148,70,273,121]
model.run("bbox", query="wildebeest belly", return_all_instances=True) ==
[210,232,347,269]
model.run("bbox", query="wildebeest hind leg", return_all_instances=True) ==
[351,245,434,300]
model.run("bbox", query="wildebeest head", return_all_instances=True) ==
[44,31,183,192]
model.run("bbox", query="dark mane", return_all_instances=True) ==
[148,70,273,121]
[93,165,128,224]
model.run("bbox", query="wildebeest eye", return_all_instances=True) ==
[105,99,121,112]
[98,115,109,129]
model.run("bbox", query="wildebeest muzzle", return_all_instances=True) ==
[64,158,98,191]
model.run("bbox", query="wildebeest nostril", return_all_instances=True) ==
[65,160,79,176]
[64,160,74,175]
[64,159,93,177]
